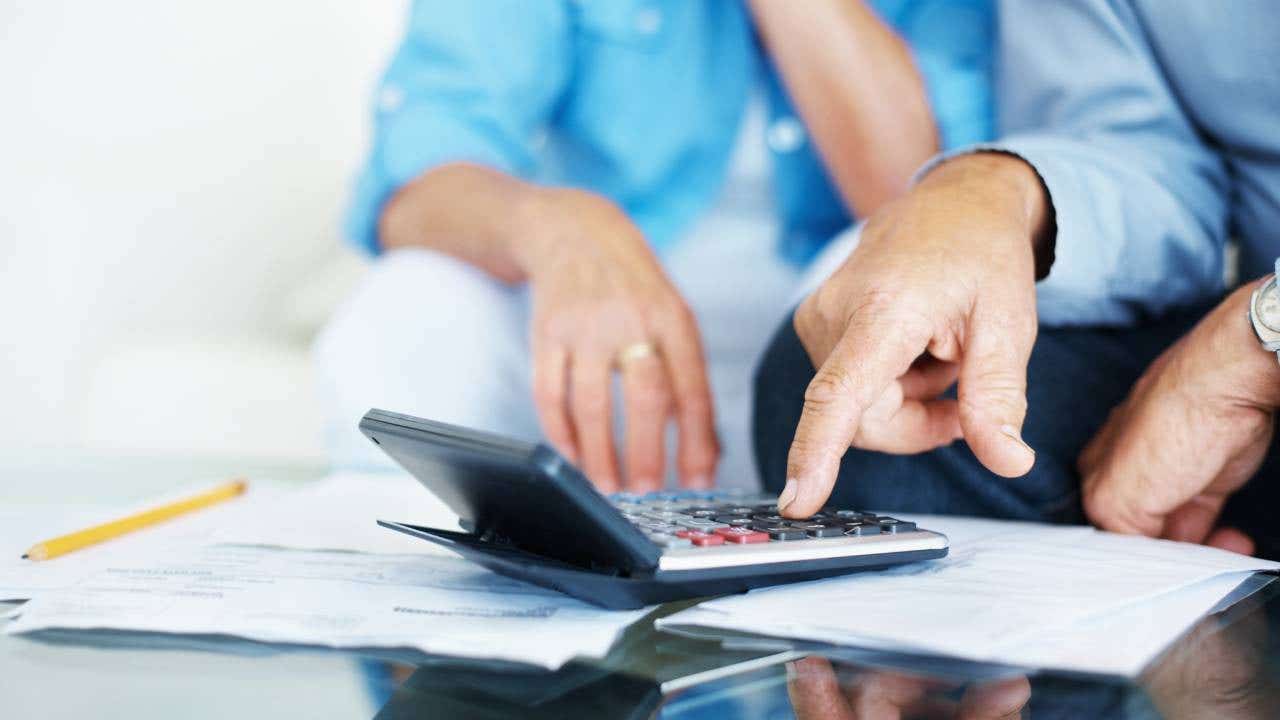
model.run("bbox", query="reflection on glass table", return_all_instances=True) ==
[367,578,1280,720]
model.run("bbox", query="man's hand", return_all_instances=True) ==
[779,154,1049,517]
[1078,282,1280,553]
[787,656,1030,720]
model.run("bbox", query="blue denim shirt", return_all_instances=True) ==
[347,0,992,264]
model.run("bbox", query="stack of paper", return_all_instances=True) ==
[2,474,649,669]
[6,544,649,669]
[658,515,1278,676]
[7,478,1276,675]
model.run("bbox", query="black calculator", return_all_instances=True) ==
[361,409,948,610]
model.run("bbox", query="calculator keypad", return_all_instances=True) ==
[610,491,917,550]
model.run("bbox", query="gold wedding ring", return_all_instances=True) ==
[614,341,658,368]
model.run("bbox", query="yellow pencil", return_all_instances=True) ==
[22,479,248,561]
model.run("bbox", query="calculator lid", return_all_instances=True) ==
[359,409,662,574]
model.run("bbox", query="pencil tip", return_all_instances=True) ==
[20,554,28,559]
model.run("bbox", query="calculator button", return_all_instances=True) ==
[648,534,692,548]
[749,520,787,531]
[714,527,770,544]
[676,530,726,546]
[677,518,728,530]
[878,518,917,533]
[843,522,882,536]
[764,527,808,541]
[683,509,720,518]
[752,514,787,523]
[725,518,753,527]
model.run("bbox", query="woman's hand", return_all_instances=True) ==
[512,188,719,492]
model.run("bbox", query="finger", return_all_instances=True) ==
[653,307,718,488]
[898,355,959,400]
[849,672,932,719]
[786,658,856,720]
[1162,494,1229,545]
[531,343,577,462]
[957,303,1037,478]
[959,677,1031,720]
[620,352,671,492]
[856,395,962,453]
[1082,463,1165,538]
[782,313,931,518]
[569,351,621,492]
[1206,527,1256,556]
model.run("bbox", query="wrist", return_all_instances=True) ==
[1219,282,1280,409]
[506,186,578,279]
[919,153,1054,277]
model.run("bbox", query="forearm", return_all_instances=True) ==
[749,0,938,218]
[378,163,547,284]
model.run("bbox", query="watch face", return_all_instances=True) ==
[1256,280,1280,332]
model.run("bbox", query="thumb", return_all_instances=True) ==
[957,306,1036,478]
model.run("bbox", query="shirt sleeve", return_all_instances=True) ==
[929,0,1230,327]
[344,1,573,255]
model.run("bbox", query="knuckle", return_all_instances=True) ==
[960,368,1027,414]
[804,369,859,409]
[678,391,714,421]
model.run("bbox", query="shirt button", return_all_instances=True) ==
[634,7,663,35]
[378,85,405,113]
[767,117,806,153]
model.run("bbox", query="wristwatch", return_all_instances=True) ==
[1248,259,1280,364]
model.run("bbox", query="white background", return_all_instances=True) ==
[0,0,405,461]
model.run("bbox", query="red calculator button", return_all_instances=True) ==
[676,530,726,546]
[714,527,770,544]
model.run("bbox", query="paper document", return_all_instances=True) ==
[5,544,649,669]
[658,515,1278,676]
[210,472,460,555]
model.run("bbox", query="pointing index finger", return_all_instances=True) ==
[781,311,930,517]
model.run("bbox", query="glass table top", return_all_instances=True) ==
[3,454,1278,719]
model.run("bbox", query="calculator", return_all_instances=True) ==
[361,409,948,610]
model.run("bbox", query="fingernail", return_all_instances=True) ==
[777,479,799,512]
[1001,424,1035,455]
[690,475,711,489]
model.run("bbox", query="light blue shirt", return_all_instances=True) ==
[347,0,993,263]
[954,0,1280,326]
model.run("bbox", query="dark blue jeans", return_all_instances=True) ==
[752,304,1280,559]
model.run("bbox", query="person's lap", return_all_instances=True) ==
[753,302,1280,558]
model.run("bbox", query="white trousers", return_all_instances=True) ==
[314,222,858,490]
